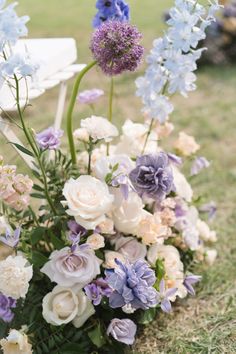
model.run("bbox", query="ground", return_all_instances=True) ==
[1,0,236,353]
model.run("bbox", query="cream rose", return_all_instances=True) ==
[62,175,114,229]
[0,255,33,299]
[81,115,118,142]
[112,192,144,235]
[0,329,32,354]
[42,285,95,328]
[104,251,126,269]
[136,212,170,245]
[174,132,200,156]
[86,233,105,250]
[41,246,101,288]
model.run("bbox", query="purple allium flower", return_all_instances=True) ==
[93,0,130,28]
[78,89,104,104]
[129,152,174,200]
[91,20,144,76]
[156,279,177,313]
[84,277,112,305]
[190,156,210,176]
[107,318,137,345]
[184,274,202,296]
[105,259,158,310]
[36,127,63,150]
[0,227,21,248]
[199,201,217,220]
[0,294,16,323]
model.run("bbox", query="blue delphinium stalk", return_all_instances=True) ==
[93,0,130,28]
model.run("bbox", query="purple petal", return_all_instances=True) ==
[161,299,172,313]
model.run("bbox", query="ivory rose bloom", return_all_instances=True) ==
[81,115,118,142]
[86,233,105,250]
[98,217,115,234]
[41,246,101,288]
[0,329,32,354]
[62,176,114,229]
[0,255,33,299]
[42,285,95,327]
[174,132,200,156]
[112,192,144,234]
[104,251,126,269]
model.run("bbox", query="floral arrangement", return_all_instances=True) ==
[0,1,220,353]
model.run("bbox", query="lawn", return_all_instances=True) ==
[1,0,236,353]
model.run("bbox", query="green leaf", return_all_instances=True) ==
[48,230,64,250]
[33,184,45,192]
[31,251,48,268]
[59,343,89,354]
[138,307,157,325]
[30,227,46,245]
[9,142,34,157]
[154,259,165,289]
[88,323,106,348]
[31,193,45,199]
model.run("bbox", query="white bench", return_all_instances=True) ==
[0,38,86,167]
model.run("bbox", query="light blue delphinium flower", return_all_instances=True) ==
[93,0,130,28]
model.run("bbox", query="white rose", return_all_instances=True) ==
[205,249,217,266]
[115,236,147,263]
[98,217,115,235]
[41,246,101,288]
[42,285,95,328]
[136,211,169,245]
[42,286,79,326]
[172,166,193,202]
[112,191,144,235]
[115,119,158,157]
[197,219,217,242]
[0,329,32,354]
[104,251,126,269]
[86,233,105,250]
[174,132,200,156]
[62,176,114,229]
[0,255,33,299]
[81,115,118,142]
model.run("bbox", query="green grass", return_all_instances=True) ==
[1,1,236,353]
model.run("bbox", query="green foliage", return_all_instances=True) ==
[88,323,106,348]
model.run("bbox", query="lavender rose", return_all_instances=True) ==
[36,127,63,150]
[41,246,101,288]
[107,318,137,345]
[129,152,174,200]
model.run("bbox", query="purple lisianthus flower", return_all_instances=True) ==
[93,0,130,28]
[67,221,86,252]
[107,318,137,345]
[129,152,174,200]
[91,20,144,76]
[105,259,158,310]
[167,153,182,165]
[0,294,16,323]
[184,274,202,296]
[78,89,104,104]
[84,277,112,305]
[0,227,20,248]
[36,127,63,150]
[156,279,177,313]
[199,201,217,220]
[190,156,210,176]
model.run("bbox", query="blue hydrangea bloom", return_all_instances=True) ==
[93,0,130,28]
[105,259,158,310]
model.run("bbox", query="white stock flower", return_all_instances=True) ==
[205,249,217,266]
[172,166,193,202]
[0,329,32,354]
[62,176,114,229]
[42,285,95,328]
[0,254,33,299]
[41,246,101,288]
[197,219,217,242]
[81,115,118,142]
[73,128,89,142]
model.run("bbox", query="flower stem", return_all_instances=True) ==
[87,138,94,175]
[66,61,97,165]
[142,118,154,155]
[107,77,114,155]
[14,75,57,216]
